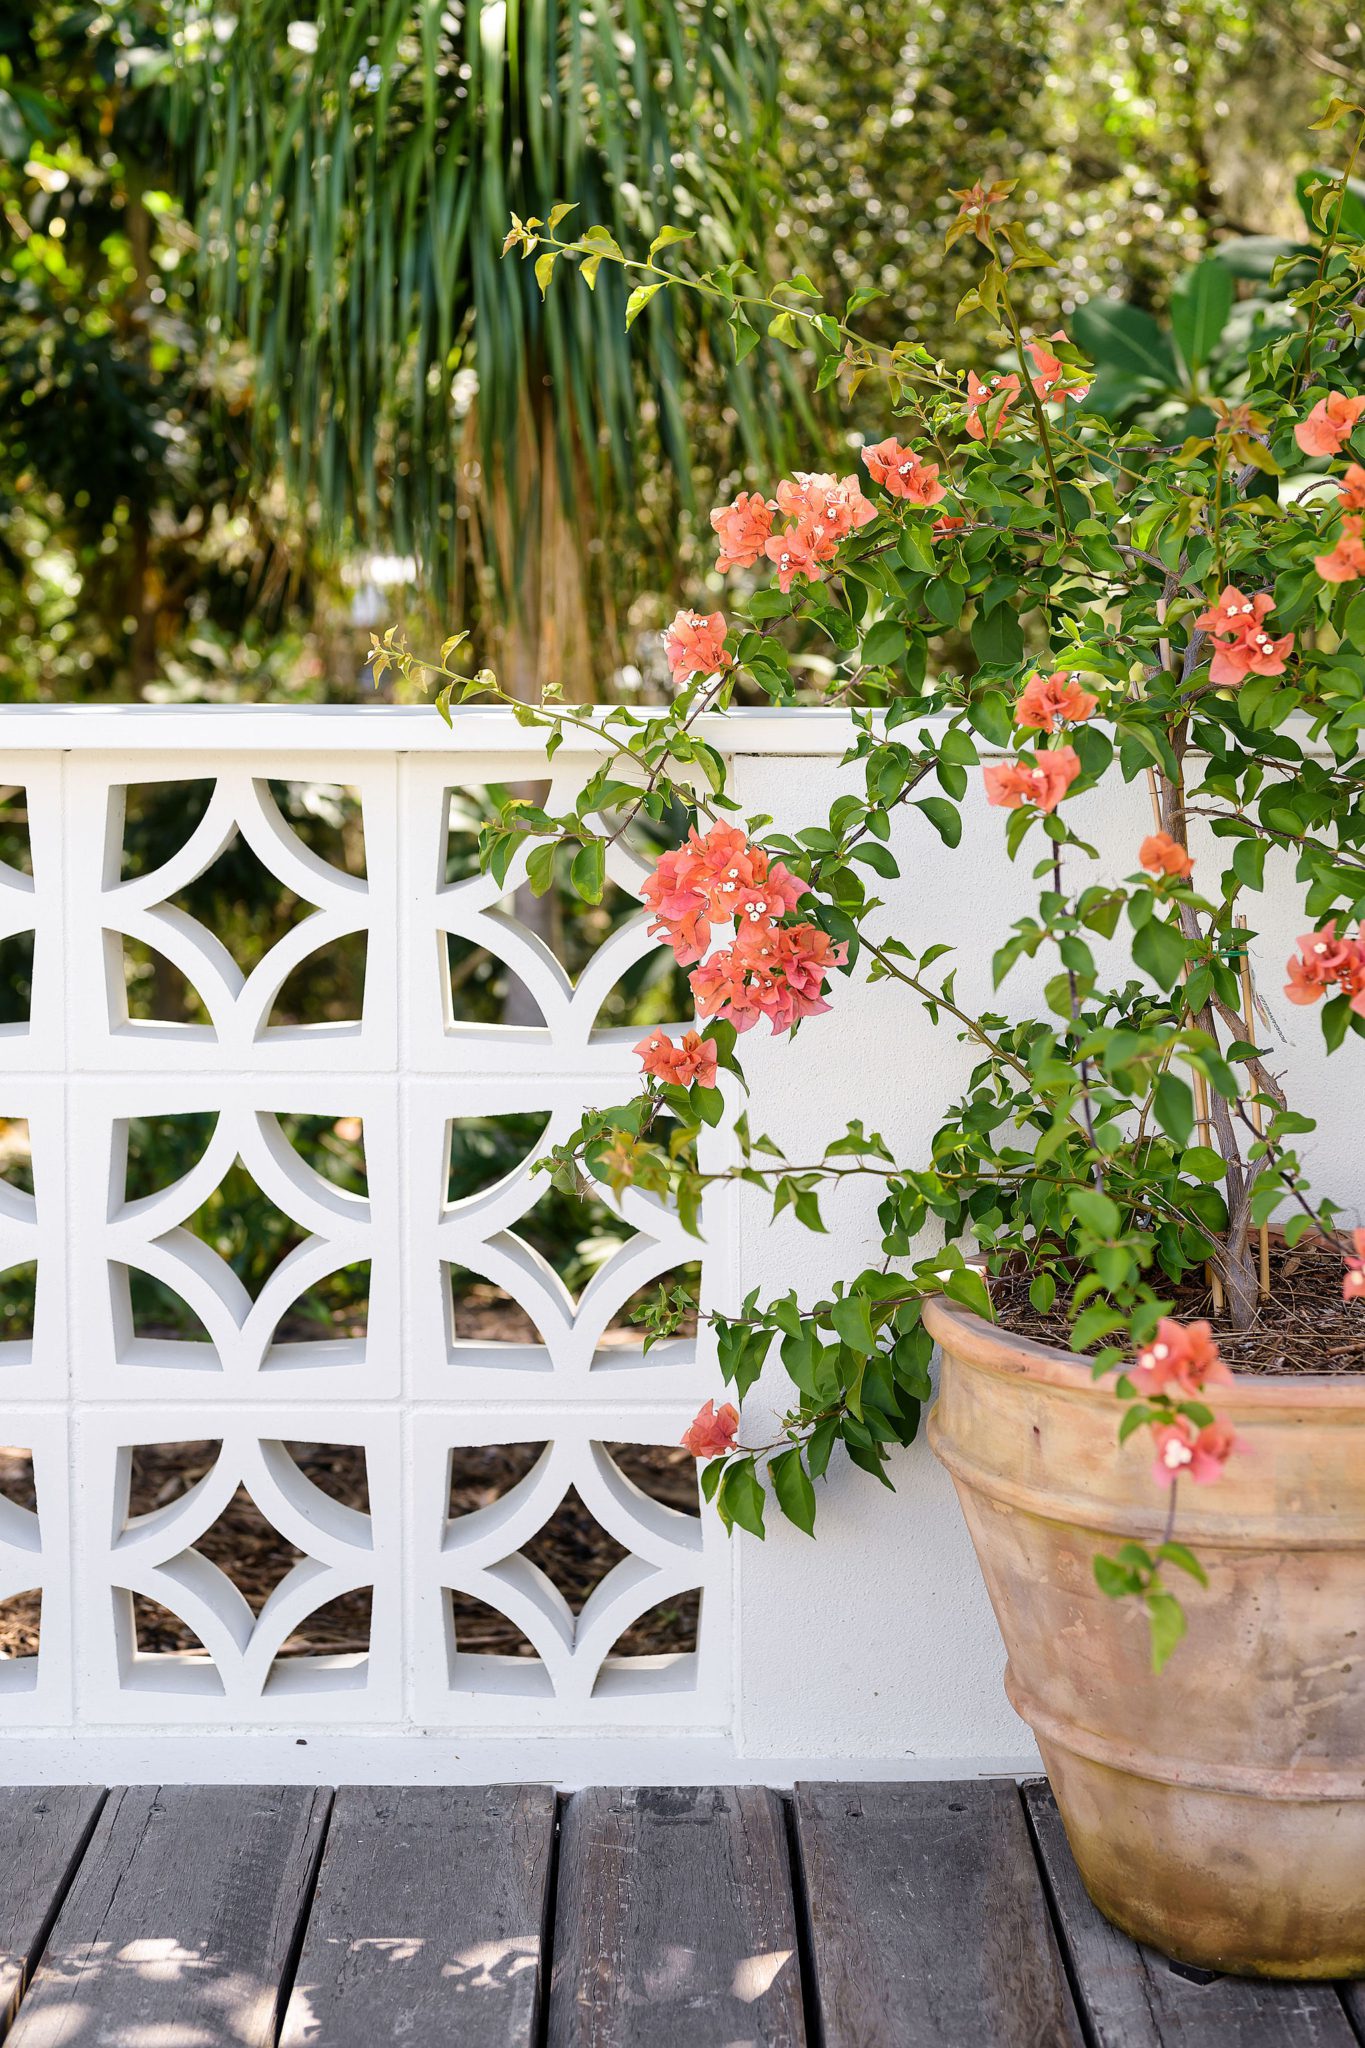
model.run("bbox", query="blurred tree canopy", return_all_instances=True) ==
[2,0,1364,704]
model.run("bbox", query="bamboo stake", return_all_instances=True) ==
[1236,914,1272,1302]
[1150,772,1223,1310]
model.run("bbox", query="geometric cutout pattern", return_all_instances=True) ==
[87,1416,399,1720]
[9,738,732,1740]
[421,1426,712,1716]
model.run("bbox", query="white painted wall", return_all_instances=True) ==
[0,708,1351,1784]
[726,745,1358,1771]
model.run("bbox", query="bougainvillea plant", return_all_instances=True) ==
[374,104,1365,1668]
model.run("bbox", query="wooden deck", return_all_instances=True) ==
[0,1781,1360,2046]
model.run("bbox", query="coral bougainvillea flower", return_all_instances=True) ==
[1339,464,1365,511]
[681,1400,739,1458]
[710,491,775,572]
[663,609,732,683]
[640,823,803,964]
[1151,1416,1240,1488]
[1195,586,1273,638]
[1013,670,1098,733]
[775,471,876,541]
[640,824,838,1037]
[1294,391,1365,457]
[633,1028,719,1089]
[1139,831,1195,880]
[691,920,848,1036]
[1027,331,1090,405]
[983,747,1081,814]
[1208,630,1294,684]
[933,512,966,540]
[965,368,1021,441]
[1343,1229,1365,1303]
[1194,585,1292,685]
[1315,515,1365,584]
[1284,921,1365,1013]
[764,521,829,592]
[1131,1318,1234,1399]
[861,437,948,507]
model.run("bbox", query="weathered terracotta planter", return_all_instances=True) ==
[924,1293,1365,1978]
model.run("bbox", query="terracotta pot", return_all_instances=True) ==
[924,1293,1365,1978]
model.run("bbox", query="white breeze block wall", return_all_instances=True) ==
[0,706,1351,1785]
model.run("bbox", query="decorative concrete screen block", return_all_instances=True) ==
[1,711,749,1776]
[412,1413,728,1725]
[80,1411,402,1723]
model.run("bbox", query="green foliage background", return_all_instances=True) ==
[3,0,1364,707]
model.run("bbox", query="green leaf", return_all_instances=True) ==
[717,1457,766,1539]
[968,691,1014,747]
[1232,837,1268,891]
[1180,1145,1226,1184]
[1069,1187,1120,1237]
[924,578,963,629]
[570,839,606,904]
[1146,1588,1188,1673]
[693,1085,725,1127]
[1153,1073,1195,1148]
[1156,1541,1209,1588]
[648,224,693,259]
[914,798,962,848]
[1169,258,1233,373]
[830,1294,876,1356]
[1093,1554,1140,1598]
[625,281,665,329]
[534,250,557,298]
[1296,167,1365,243]
[770,1448,817,1536]
[850,841,900,878]
[525,841,557,897]
[862,618,908,667]
[807,1415,840,1480]
[1133,917,1188,991]
[1028,1271,1056,1314]
[970,602,1024,666]
[729,310,761,362]
[943,1266,993,1321]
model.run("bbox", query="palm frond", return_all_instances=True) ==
[169,0,792,641]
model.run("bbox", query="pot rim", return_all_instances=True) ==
[922,1292,1365,1414]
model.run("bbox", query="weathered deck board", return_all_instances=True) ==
[793,1779,1083,2048]
[0,1788,104,2034]
[279,1785,556,2048]
[1024,1783,1359,2047]
[6,1784,330,2048]
[548,1785,805,2048]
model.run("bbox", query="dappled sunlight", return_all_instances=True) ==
[440,1933,541,1987]
[731,1948,795,2003]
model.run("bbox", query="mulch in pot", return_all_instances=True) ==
[988,1240,1365,1375]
